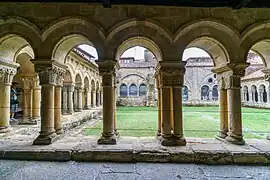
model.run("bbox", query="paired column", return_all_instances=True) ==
[19,77,34,124]
[32,78,41,120]
[155,72,161,137]
[54,71,65,135]
[32,60,66,145]
[67,84,74,114]
[214,63,248,145]
[84,87,91,109]
[96,60,119,145]
[96,91,100,107]
[0,64,17,133]
[216,76,228,139]
[77,87,83,112]
[157,61,186,146]
[62,85,68,114]
[92,90,96,108]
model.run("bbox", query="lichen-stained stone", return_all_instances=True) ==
[193,151,233,165]
[232,152,269,165]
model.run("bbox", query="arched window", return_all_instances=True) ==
[251,85,258,102]
[259,84,267,103]
[243,86,249,101]
[212,85,218,101]
[182,86,188,101]
[120,84,128,97]
[139,84,147,96]
[129,84,137,96]
[201,85,210,101]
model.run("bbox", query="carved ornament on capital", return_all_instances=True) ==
[20,77,36,89]
[158,62,186,86]
[31,60,67,86]
[96,60,119,87]
[66,84,75,92]
[0,66,17,85]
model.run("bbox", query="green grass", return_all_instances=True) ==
[84,106,270,138]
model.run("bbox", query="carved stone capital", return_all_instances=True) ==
[31,59,67,86]
[0,65,17,85]
[157,61,186,87]
[21,76,36,89]
[66,84,75,92]
[96,60,119,87]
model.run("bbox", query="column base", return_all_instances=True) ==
[160,134,174,146]
[55,128,64,135]
[97,133,118,145]
[0,126,11,133]
[114,129,119,137]
[225,133,245,145]
[174,135,186,146]
[18,118,37,125]
[266,136,270,140]
[33,132,58,145]
[216,130,228,140]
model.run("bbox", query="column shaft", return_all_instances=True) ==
[77,88,83,111]
[216,88,228,139]
[33,84,57,145]
[22,88,33,120]
[157,87,161,136]
[225,86,245,145]
[172,86,186,145]
[62,86,68,114]
[160,86,173,144]
[67,85,74,114]
[92,91,96,108]
[0,84,11,132]
[32,87,41,119]
[54,85,63,134]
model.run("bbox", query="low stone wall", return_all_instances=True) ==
[183,101,219,107]
[61,109,102,132]
[242,102,270,109]
[117,97,146,106]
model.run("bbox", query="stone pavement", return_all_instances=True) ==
[1,160,270,180]
[1,134,270,165]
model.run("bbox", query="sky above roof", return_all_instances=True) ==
[78,44,210,61]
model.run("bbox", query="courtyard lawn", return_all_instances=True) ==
[84,106,270,138]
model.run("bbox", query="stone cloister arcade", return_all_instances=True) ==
[1,3,270,146]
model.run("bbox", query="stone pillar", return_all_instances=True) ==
[216,76,228,139]
[62,85,68,114]
[209,90,213,100]
[100,91,103,106]
[157,64,173,146]
[84,87,91,109]
[73,88,78,111]
[54,70,65,135]
[96,60,119,145]
[92,90,96,108]
[0,64,17,133]
[19,77,34,124]
[32,60,67,145]
[77,87,83,112]
[67,84,74,114]
[96,91,100,107]
[32,85,41,119]
[225,70,246,145]
[155,73,161,137]
[171,64,186,146]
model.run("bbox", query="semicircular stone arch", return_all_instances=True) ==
[240,21,270,68]
[40,17,106,63]
[174,20,241,67]
[106,20,172,61]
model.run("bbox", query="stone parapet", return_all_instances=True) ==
[0,137,269,165]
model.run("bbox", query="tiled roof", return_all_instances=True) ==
[242,69,265,80]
